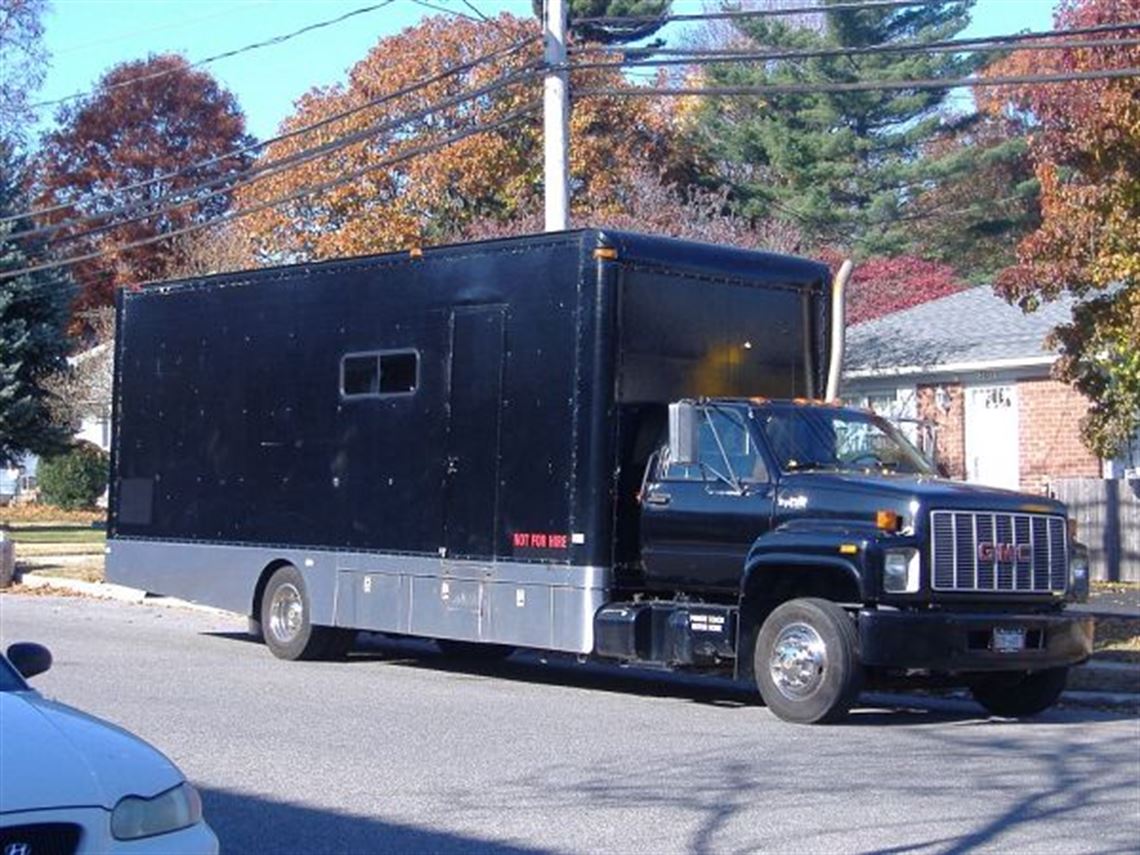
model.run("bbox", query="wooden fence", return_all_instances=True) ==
[1052,478,1140,583]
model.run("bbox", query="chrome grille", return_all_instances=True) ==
[930,510,1067,594]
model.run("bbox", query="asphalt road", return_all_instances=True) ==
[3,594,1138,855]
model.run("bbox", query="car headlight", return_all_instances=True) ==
[883,548,921,594]
[111,782,203,840]
[1068,550,1090,603]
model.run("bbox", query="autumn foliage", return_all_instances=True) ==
[818,251,963,325]
[236,14,678,262]
[980,0,1140,456]
[34,55,253,312]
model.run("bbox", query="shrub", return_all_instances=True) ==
[37,442,109,510]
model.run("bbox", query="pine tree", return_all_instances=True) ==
[689,0,979,255]
[0,141,72,465]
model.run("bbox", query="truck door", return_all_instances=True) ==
[640,406,774,594]
[443,306,506,559]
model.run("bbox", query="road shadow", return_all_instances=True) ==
[200,787,554,855]
[201,630,1137,724]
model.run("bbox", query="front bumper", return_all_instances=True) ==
[858,608,1094,673]
[0,807,218,855]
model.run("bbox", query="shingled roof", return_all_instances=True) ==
[844,286,1075,377]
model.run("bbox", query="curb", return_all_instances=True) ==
[11,572,229,615]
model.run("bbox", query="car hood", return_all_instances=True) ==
[779,471,1067,515]
[0,691,183,814]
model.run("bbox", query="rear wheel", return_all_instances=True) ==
[968,667,1068,717]
[754,598,863,724]
[260,565,354,660]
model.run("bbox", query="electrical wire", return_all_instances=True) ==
[31,1,400,110]
[572,37,1140,73]
[0,103,542,287]
[576,0,934,27]
[578,67,1140,97]
[568,20,1140,55]
[12,64,539,249]
[409,0,482,22]
[4,35,541,227]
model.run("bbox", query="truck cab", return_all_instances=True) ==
[595,397,1094,723]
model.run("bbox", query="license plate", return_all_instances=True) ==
[993,627,1026,653]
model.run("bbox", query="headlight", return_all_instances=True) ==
[1068,551,1090,603]
[883,548,920,594]
[111,782,203,840]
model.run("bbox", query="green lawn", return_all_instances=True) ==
[7,525,106,545]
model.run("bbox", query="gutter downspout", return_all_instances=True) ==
[825,259,853,402]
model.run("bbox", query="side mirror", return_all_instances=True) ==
[668,402,700,466]
[8,642,52,680]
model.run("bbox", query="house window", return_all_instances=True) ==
[340,350,419,399]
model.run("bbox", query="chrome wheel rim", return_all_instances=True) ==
[269,582,304,644]
[769,622,828,700]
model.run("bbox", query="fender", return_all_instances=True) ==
[741,524,883,603]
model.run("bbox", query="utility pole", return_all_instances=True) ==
[543,0,570,232]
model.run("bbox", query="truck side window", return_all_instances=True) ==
[340,350,419,399]
[661,408,766,483]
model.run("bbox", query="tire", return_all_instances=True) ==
[754,597,863,724]
[260,565,355,661]
[968,667,1068,718]
[436,639,516,661]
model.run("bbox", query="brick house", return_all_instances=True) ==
[842,287,1137,495]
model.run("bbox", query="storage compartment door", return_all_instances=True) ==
[443,306,506,558]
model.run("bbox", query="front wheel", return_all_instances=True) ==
[261,565,354,661]
[754,598,863,724]
[968,667,1068,717]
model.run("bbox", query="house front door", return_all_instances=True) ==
[965,384,1020,490]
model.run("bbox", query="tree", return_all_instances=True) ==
[530,0,671,43]
[0,142,71,466]
[236,14,678,262]
[37,441,109,510]
[34,55,255,313]
[898,112,1040,284]
[817,252,964,324]
[460,166,803,253]
[687,0,980,255]
[980,0,1140,457]
[0,0,49,143]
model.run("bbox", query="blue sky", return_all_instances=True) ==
[36,0,1057,141]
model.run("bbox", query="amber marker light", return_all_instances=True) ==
[409,247,423,259]
[594,247,619,260]
[839,544,858,555]
[876,510,901,532]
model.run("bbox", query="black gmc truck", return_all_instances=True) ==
[106,229,1093,724]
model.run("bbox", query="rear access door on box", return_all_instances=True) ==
[443,305,507,559]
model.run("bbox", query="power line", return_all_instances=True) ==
[577,0,933,26]
[11,65,541,250]
[569,20,1140,55]
[572,37,1140,73]
[5,35,540,227]
[409,0,483,22]
[1,104,542,287]
[31,1,400,110]
[579,67,1140,97]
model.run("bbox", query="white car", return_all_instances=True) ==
[0,642,218,854]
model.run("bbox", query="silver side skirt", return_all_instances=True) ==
[106,539,611,654]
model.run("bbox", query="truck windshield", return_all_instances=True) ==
[755,406,935,476]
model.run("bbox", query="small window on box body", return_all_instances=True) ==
[379,352,417,394]
[341,350,418,399]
